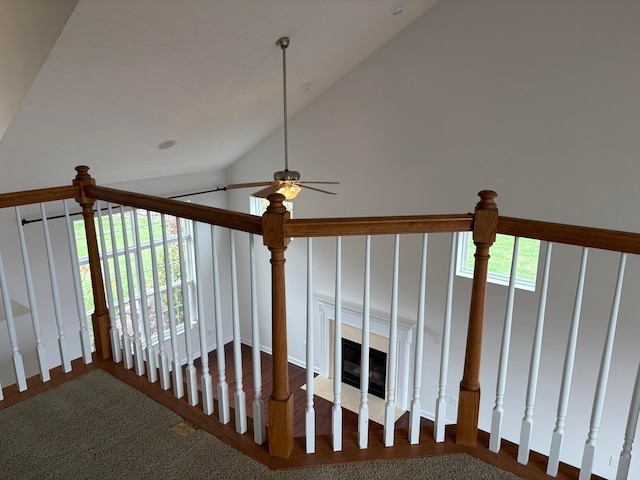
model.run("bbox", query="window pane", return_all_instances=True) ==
[459,232,540,291]
[74,208,195,342]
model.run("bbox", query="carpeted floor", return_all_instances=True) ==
[0,370,523,480]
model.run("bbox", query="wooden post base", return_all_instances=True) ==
[92,311,112,360]
[456,385,480,446]
[268,392,294,458]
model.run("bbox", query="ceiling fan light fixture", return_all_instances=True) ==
[277,182,301,200]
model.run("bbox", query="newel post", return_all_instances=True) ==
[456,190,498,446]
[262,193,294,458]
[73,166,111,360]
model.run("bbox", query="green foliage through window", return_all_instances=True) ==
[457,232,540,291]
[74,208,193,342]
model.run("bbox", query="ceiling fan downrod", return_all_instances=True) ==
[224,36,336,199]
[275,36,294,178]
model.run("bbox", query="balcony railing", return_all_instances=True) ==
[1,166,640,479]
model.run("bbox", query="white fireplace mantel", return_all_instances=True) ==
[314,295,416,411]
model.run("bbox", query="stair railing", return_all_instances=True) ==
[0,166,492,460]
[77,167,489,459]
[7,166,640,478]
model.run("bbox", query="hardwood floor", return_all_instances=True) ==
[1,345,602,480]
[192,342,375,437]
[190,343,595,478]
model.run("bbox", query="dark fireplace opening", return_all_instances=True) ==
[341,337,387,399]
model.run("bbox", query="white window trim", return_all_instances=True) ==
[456,231,537,292]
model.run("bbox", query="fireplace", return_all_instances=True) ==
[341,338,387,399]
[316,296,417,411]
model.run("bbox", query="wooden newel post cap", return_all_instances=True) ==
[74,165,92,181]
[73,165,96,206]
[263,193,290,248]
[472,190,498,245]
[476,190,498,211]
[266,193,287,214]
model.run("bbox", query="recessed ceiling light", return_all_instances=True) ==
[390,2,405,15]
[298,82,312,92]
[158,140,176,150]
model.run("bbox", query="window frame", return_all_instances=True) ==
[456,231,540,292]
[74,209,196,345]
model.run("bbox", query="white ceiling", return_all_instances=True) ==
[0,0,438,192]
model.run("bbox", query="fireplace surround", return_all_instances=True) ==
[314,295,415,411]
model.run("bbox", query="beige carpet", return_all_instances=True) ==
[0,370,524,479]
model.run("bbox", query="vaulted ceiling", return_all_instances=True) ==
[0,0,438,192]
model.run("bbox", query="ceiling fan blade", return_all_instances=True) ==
[252,185,281,198]
[297,181,340,185]
[300,184,337,195]
[226,181,272,190]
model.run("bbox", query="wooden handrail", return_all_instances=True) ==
[498,216,640,254]
[285,214,473,238]
[0,185,79,209]
[84,185,263,235]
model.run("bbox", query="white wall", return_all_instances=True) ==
[227,1,640,478]
[0,0,78,141]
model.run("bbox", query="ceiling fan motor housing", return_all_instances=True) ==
[274,169,300,181]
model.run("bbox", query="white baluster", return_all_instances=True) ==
[358,235,371,449]
[617,360,640,480]
[305,238,315,453]
[40,203,71,372]
[108,203,133,369]
[249,234,264,442]
[96,201,122,363]
[147,211,170,389]
[162,214,183,398]
[229,229,246,432]
[579,253,627,479]
[409,233,428,444]
[490,237,520,452]
[212,225,230,424]
[132,209,157,383]
[332,236,343,452]
[177,218,198,405]
[120,207,145,377]
[548,247,589,476]
[384,235,401,447]
[193,224,214,415]
[518,241,553,464]
[15,206,49,381]
[0,249,27,391]
[63,200,92,364]
[435,232,457,442]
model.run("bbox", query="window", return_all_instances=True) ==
[74,209,195,342]
[456,232,540,291]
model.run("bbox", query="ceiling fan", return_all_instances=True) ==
[225,37,338,200]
